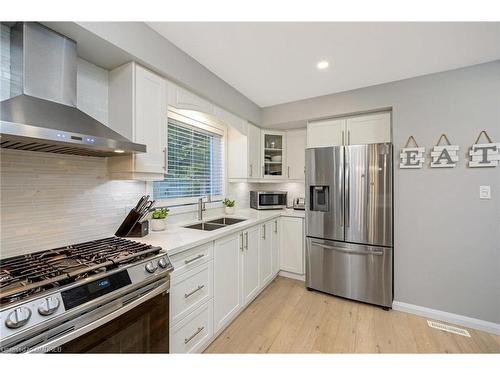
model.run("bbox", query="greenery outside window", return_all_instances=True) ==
[153,111,225,205]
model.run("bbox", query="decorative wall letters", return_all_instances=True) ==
[469,131,499,168]
[400,136,425,169]
[430,134,459,168]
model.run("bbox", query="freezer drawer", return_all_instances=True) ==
[305,238,392,307]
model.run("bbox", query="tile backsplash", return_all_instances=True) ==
[0,149,146,258]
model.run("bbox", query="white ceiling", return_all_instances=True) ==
[147,22,500,107]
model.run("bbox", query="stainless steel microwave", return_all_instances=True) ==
[250,191,287,210]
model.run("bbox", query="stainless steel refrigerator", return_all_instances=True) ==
[305,143,393,308]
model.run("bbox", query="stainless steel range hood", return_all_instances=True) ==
[0,22,146,157]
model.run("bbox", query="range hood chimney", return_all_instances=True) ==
[0,22,146,157]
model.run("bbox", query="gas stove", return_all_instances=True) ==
[0,237,173,353]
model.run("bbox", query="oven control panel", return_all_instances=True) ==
[128,255,172,282]
[0,292,66,344]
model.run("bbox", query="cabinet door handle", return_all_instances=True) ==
[262,224,266,239]
[245,232,249,249]
[250,164,253,177]
[274,220,278,233]
[184,254,205,264]
[347,130,350,145]
[184,326,205,344]
[287,166,290,178]
[184,284,205,298]
[341,131,345,145]
[163,147,168,171]
[240,233,244,251]
[262,165,265,177]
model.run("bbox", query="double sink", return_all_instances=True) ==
[184,217,247,231]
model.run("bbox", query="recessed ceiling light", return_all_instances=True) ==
[317,60,329,70]
[114,149,125,153]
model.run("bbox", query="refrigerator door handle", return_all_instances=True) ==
[345,149,350,228]
[311,241,384,256]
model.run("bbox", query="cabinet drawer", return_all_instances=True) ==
[170,300,214,353]
[171,260,213,325]
[170,242,213,276]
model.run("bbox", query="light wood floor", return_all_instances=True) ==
[205,276,500,353]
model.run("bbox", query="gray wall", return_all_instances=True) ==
[43,22,261,125]
[263,61,500,324]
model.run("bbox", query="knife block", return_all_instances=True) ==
[115,209,142,237]
[126,220,149,237]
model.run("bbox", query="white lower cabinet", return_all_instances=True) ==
[170,242,213,276]
[271,218,280,276]
[170,218,297,353]
[214,232,242,332]
[242,225,261,304]
[170,261,213,324]
[279,217,305,275]
[259,221,273,287]
[170,300,214,353]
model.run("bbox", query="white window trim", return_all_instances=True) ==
[147,106,228,208]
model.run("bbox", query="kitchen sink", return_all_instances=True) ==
[183,222,225,231]
[183,217,247,231]
[206,217,247,225]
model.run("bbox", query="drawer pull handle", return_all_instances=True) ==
[184,254,205,264]
[184,285,205,298]
[184,326,205,344]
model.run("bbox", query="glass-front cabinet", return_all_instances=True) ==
[261,130,286,179]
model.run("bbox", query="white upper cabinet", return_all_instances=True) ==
[307,118,346,148]
[247,123,261,179]
[168,82,214,114]
[261,130,286,180]
[108,62,167,180]
[307,112,391,148]
[285,129,306,180]
[227,123,249,180]
[346,112,391,145]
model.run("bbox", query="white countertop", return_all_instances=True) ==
[128,208,304,256]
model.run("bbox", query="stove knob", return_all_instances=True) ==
[145,261,158,273]
[5,307,32,329]
[38,296,60,316]
[158,257,169,269]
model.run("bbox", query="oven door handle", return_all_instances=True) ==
[25,279,170,353]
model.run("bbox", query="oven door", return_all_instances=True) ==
[17,279,170,354]
[59,289,169,353]
[258,193,286,209]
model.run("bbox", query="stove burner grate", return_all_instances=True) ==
[0,237,161,303]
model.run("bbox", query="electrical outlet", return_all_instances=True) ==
[479,186,491,200]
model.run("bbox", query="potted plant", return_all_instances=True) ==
[150,207,169,231]
[222,198,236,215]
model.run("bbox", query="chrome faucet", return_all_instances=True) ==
[197,195,212,221]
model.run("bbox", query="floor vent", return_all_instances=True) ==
[427,320,471,337]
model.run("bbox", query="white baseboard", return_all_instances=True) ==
[393,301,500,335]
[279,270,305,281]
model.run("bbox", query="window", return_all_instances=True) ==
[153,113,224,202]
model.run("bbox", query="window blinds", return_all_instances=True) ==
[153,118,224,200]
